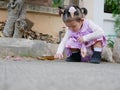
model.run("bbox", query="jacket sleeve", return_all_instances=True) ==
[56,29,70,54]
[83,20,105,42]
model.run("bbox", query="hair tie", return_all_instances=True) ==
[68,6,76,18]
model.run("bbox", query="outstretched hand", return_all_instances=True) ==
[54,53,63,60]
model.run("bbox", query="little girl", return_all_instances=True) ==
[54,5,106,64]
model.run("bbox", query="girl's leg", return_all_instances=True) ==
[90,41,103,64]
[66,48,81,62]
[93,41,102,48]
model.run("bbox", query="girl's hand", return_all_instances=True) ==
[77,37,84,43]
[81,48,87,58]
[54,53,63,60]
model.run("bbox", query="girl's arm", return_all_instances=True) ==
[56,29,70,54]
[83,20,105,42]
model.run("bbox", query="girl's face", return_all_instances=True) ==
[65,20,83,32]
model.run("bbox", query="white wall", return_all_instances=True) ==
[103,13,115,36]
[84,0,94,20]
[93,0,104,28]
[84,0,115,36]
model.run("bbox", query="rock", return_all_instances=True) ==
[113,38,120,63]
[0,38,58,58]
[102,46,115,63]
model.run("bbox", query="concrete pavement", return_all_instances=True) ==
[0,59,120,90]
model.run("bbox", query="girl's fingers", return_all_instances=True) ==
[54,54,63,59]
[60,54,63,59]
[77,37,84,43]
[54,54,59,59]
[81,52,85,57]
[81,51,87,58]
[58,54,63,59]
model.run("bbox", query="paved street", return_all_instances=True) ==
[0,60,120,90]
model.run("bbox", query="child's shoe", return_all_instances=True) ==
[90,51,101,64]
[66,52,81,62]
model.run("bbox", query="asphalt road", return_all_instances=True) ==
[0,60,120,90]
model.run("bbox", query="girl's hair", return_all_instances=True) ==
[61,5,88,22]
[81,7,88,16]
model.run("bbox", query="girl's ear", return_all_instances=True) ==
[58,6,65,16]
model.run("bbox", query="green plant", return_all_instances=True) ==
[104,0,120,36]
[104,0,118,13]
[113,15,120,35]
[112,0,120,36]
[52,0,64,7]
[107,38,114,48]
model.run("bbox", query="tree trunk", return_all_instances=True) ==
[3,0,26,38]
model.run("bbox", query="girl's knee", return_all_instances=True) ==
[93,41,102,48]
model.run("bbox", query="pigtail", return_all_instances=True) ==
[80,7,88,16]
[62,7,71,22]
[74,6,84,18]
